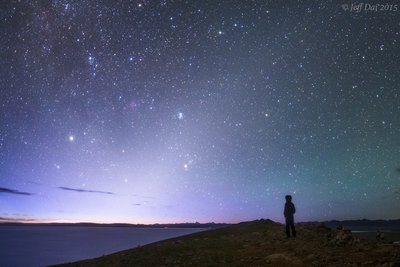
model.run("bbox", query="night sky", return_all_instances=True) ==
[1,1,399,224]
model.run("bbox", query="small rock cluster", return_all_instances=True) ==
[376,231,385,243]
[331,227,360,246]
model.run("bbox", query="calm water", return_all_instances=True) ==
[348,227,400,243]
[0,225,206,267]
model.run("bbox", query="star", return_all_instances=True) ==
[1,0,398,227]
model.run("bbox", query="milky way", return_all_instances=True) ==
[1,1,399,223]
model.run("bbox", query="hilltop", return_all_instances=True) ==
[55,219,400,266]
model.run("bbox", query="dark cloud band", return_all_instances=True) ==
[59,186,113,195]
[0,187,32,196]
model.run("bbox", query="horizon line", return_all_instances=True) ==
[1,217,399,226]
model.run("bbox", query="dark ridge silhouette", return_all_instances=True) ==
[0,221,230,228]
[0,187,32,195]
[0,216,37,222]
[305,219,400,230]
[59,186,113,195]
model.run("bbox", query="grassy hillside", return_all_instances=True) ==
[55,219,400,267]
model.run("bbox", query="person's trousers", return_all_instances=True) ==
[285,217,296,237]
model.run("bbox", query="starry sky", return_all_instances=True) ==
[1,1,399,224]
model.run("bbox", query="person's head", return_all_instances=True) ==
[285,195,292,202]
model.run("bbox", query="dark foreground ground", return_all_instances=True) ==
[55,219,400,267]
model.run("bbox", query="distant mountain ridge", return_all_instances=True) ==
[0,221,231,228]
[311,219,400,230]
[2,218,399,230]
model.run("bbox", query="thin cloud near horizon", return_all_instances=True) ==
[59,186,114,195]
[0,187,32,196]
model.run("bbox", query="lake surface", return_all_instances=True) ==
[0,225,207,267]
[323,223,400,242]
[350,228,400,243]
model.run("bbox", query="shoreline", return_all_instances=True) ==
[353,231,400,243]
[54,220,400,266]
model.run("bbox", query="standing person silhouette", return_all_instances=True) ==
[284,195,296,238]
